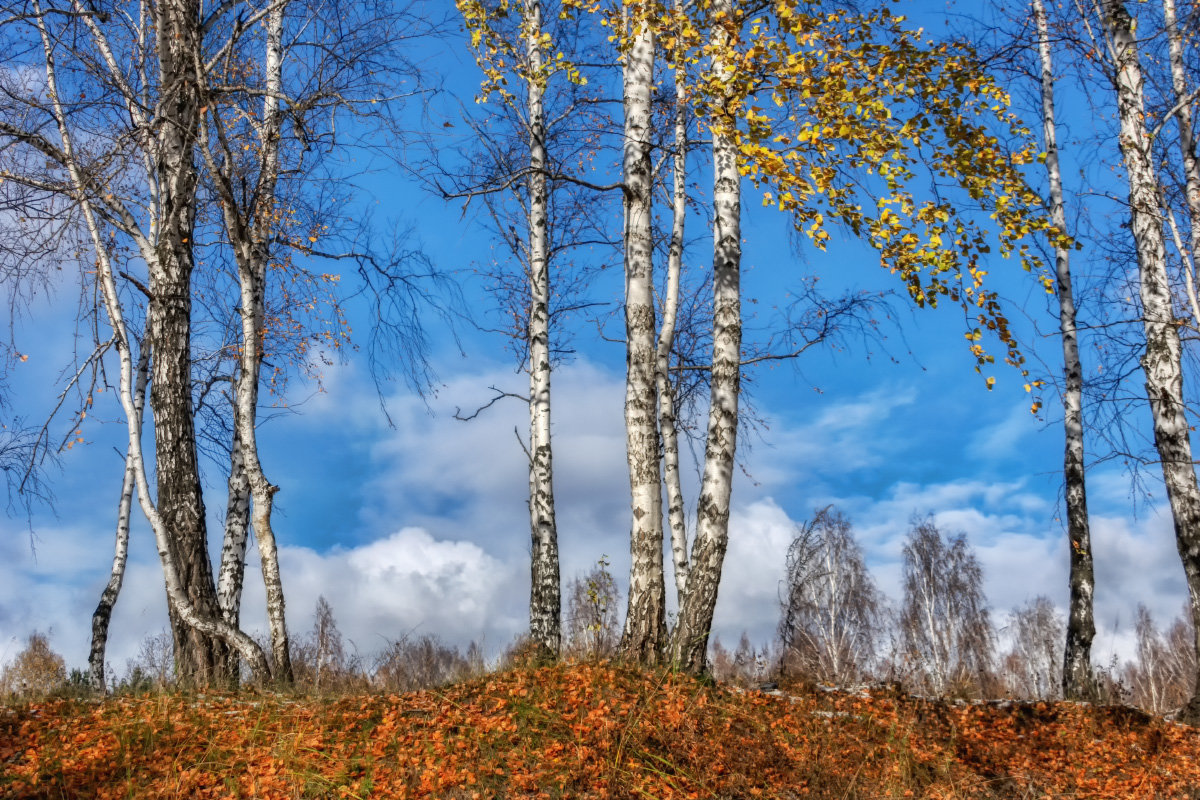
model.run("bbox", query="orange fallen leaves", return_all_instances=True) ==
[1,664,1197,798]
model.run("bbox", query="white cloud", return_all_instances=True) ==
[1,361,1195,679]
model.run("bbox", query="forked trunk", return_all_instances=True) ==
[1032,0,1095,700]
[1101,0,1200,723]
[34,0,274,684]
[672,0,742,674]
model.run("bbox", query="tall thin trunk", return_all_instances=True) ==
[87,326,151,693]
[226,0,293,682]
[1033,0,1095,701]
[1101,0,1200,723]
[1163,0,1200,273]
[194,0,294,683]
[34,0,273,684]
[524,0,561,658]
[152,0,230,686]
[619,3,666,663]
[659,0,689,608]
[672,0,742,674]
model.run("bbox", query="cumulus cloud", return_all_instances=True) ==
[1,362,1194,675]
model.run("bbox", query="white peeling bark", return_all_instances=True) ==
[87,324,151,693]
[659,0,689,609]
[217,417,251,630]
[1102,0,1200,723]
[672,0,742,674]
[619,3,666,663]
[1033,0,1095,701]
[215,0,293,682]
[524,0,561,658]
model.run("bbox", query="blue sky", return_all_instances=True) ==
[1,0,1194,677]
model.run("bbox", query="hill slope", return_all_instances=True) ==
[2,663,1198,798]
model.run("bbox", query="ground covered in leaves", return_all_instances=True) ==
[2,663,1198,799]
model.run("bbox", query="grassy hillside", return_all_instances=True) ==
[2,662,1198,799]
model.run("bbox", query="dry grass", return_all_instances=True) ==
[2,662,1198,799]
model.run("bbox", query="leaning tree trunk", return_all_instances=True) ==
[1102,0,1200,724]
[1033,0,1095,701]
[524,0,562,659]
[619,2,666,664]
[672,0,743,674]
[87,327,151,693]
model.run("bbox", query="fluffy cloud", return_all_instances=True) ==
[1,362,1193,676]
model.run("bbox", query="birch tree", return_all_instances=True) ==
[455,0,617,659]
[1095,0,1200,724]
[1001,595,1064,701]
[1030,0,1096,701]
[86,323,150,692]
[193,0,294,684]
[900,517,995,697]
[669,0,742,673]
[656,0,1059,674]
[0,0,264,684]
[618,0,667,664]
[778,507,886,685]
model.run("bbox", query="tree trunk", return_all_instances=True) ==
[1102,0,1200,723]
[216,412,251,680]
[87,328,151,693]
[241,0,293,684]
[672,0,742,674]
[33,0,274,685]
[525,0,561,659]
[151,0,231,687]
[192,0,296,684]
[619,3,666,663]
[1032,0,1095,701]
[659,0,689,609]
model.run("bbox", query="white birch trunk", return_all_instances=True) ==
[217,417,251,629]
[619,3,666,662]
[659,0,689,608]
[1033,0,1096,701]
[672,0,742,673]
[221,0,293,681]
[87,325,151,693]
[1102,0,1200,723]
[34,1,274,683]
[524,0,561,658]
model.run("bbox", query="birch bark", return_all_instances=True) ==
[217,418,251,633]
[32,0,274,684]
[659,0,690,608]
[196,0,294,682]
[619,1,666,663]
[150,0,233,685]
[1101,0,1200,723]
[87,326,150,693]
[1032,0,1095,701]
[524,0,561,658]
[672,0,742,673]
